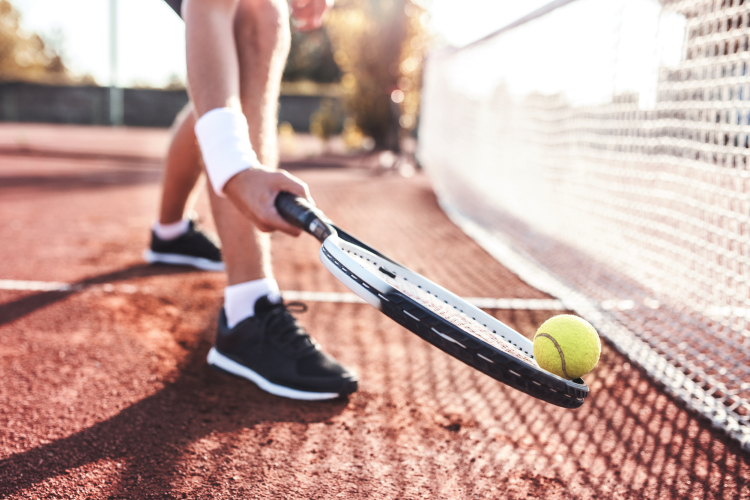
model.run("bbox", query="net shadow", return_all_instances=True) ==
[0,169,161,193]
[296,303,750,498]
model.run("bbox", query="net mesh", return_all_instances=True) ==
[418,0,750,451]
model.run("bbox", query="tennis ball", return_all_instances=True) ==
[533,315,600,380]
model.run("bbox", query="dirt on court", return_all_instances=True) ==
[0,124,748,499]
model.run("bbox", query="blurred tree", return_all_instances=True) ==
[164,73,187,90]
[325,0,428,150]
[0,0,75,84]
[309,97,342,144]
[283,28,342,83]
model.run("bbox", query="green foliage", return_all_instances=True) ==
[325,0,428,149]
[283,27,341,83]
[309,98,343,140]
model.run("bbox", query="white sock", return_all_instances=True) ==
[224,278,282,328]
[153,218,190,241]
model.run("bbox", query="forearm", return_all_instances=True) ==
[183,0,241,116]
[183,0,259,196]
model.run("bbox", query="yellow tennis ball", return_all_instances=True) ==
[533,315,601,380]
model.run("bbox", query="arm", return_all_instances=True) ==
[182,0,311,235]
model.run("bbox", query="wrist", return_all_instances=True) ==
[194,107,261,197]
[222,165,264,197]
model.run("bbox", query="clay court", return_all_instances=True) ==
[0,124,748,499]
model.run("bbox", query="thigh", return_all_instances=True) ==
[234,0,291,167]
[234,0,291,60]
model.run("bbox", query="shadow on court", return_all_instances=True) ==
[0,168,162,193]
[0,339,350,498]
[0,264,202,328]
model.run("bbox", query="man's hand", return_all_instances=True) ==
[222,167,313,236]
[290,0,333,32]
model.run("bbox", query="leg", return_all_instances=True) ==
[206,185,272,285]
[148,0,289,279]
[158,104,204,225]
[144,102,223,271]
[204,0,357,399]
[205,0,291,286]
[235,0,290,171]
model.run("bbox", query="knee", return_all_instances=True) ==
[235,0,291,57]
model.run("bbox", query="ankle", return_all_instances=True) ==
[153,218,191,241]
[224,278,282,328]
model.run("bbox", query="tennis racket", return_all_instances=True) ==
[275,192,588,409]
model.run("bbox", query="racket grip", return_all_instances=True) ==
[275,192,334,242]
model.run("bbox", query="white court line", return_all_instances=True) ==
[0,279,73,292]
[464,297,564,310]
[0,278,570,310]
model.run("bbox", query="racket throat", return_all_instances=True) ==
[308,219,334,242]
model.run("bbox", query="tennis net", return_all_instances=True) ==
[418,0,750,451]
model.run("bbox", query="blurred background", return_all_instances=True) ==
[3,0,750,456]
[0,0,550,153]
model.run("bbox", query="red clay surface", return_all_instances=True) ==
[0,124,748,499]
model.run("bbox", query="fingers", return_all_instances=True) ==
[263,216,303,236]
[222,167,318,237]
[261,171,312,236]
[277,171,313,204]
[290,0,329,32]
[291,17,321,32]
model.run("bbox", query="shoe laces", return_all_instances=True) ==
[261,301,315,354]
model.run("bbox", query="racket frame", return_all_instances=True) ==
[273,192,589,409]
[320,232,589,409]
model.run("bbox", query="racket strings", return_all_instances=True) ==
[390,279,537,365]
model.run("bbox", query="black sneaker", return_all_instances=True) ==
[207,297,358,400]
[143,220,224,271]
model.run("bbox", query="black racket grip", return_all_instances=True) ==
[275,192,334,242]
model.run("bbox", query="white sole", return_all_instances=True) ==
[206,347,341,401]
[143,250,225,272]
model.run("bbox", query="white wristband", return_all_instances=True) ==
[194,107,261,197]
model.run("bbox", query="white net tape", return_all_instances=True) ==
[418,0,750,451]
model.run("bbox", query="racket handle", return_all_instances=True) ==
[275,192,334,242]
